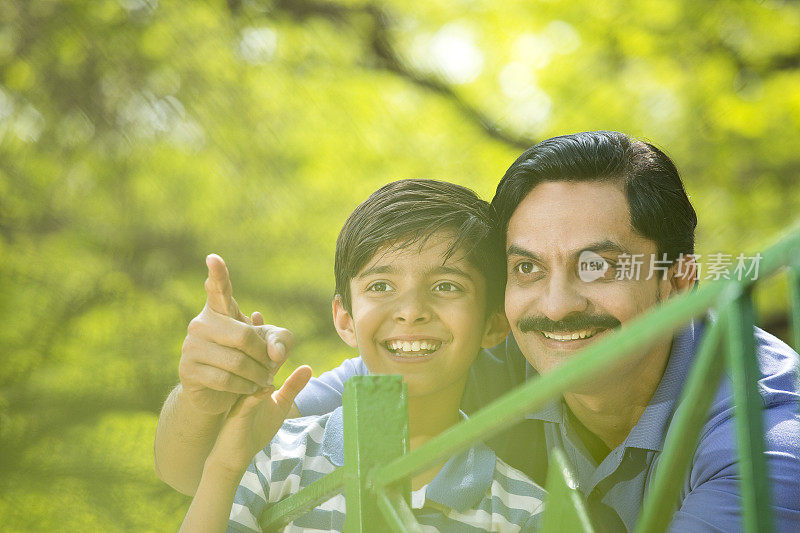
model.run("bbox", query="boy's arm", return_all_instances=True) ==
[179,459,245,533]
[155,255,294,495]
[179,365,312,532]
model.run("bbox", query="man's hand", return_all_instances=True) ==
[178,254,295,415]
[207,365,313,475]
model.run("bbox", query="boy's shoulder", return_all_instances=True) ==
[491,456,547,506]
[267,407,345,466]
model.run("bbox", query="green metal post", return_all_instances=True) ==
[259,468,345,530]
[635,316,726,533]
[376,489,424,533]
[726,292,774,533]
[788,266,800,354]
[343,375,411,532]
[540,447,595,533]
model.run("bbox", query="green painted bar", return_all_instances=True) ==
[726,293,774,533]
[789,266,800,354]
[259,467,345,530]
[376,489,424,533]
[540,447,595,533]
[343,375,410,532]
[634,316,726,533]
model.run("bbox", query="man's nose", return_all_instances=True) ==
[393,289,432,324]
[538,272,588,322]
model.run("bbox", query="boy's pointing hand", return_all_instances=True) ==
[178,254,294,415]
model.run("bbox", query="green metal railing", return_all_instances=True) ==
[259,225,800,532]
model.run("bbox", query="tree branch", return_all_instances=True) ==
[265,0,536,150]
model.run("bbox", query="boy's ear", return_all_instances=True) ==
[332,294,358,348]
[481,309,510,349]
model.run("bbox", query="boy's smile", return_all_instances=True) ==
[333,231,507,398]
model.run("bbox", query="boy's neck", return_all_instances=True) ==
[406,378,466,490]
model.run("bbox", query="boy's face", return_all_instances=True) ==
[333,231,508,399]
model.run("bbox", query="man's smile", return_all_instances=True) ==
[540,328,602,341]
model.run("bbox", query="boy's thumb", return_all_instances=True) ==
[273,366,313,412]
[230,387,273,418]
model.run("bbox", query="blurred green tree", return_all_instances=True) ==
[0,0,798,529]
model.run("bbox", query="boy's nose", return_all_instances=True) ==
[393,291,432,324]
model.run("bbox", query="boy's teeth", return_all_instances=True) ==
[541,329,598,341]
[386,339,440,354]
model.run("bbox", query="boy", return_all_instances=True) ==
[179,179,546,532]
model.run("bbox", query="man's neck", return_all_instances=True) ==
[563,339,673,453]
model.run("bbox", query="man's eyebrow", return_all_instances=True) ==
[507,241,631,262]
[507,244,543,263]
[357,265,396,278]
[580,240,631,256]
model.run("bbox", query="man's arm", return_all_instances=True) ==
[666,403,800,532]
[154,255,294,495]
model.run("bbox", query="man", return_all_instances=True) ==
[155,131,800,531]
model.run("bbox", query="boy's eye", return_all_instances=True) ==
[366,281,393,292]
[433,281,461,292]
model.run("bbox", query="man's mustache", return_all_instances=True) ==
[517,314,621,333]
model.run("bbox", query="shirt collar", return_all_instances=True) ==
[319,407,496,513]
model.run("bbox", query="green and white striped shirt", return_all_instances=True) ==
[229,407,546,532]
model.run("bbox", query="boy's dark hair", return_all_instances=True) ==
[335,179,505,314]
[492,131,697,262]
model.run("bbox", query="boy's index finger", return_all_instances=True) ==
[205,253,244,321]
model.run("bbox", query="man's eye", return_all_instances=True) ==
[433,281,461,292]
[366,282,392,292]
[515,262,539,275]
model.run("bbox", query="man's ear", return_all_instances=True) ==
[332,294,358,348]
[669,254,697,293]
[481,309,510,349]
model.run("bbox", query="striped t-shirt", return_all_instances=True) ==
[229,407,546,532]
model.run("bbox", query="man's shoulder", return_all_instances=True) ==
[461,335,529,413]
[707,327,799,417]
[752,327,800,401]
[691,327,800,469]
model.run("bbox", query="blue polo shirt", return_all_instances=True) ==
[295,322,800,531]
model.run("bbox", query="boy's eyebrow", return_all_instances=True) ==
[357,265,396,278]
[429,265,473,279]
[356,264,474,280]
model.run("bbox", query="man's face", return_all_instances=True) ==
[505,181,677,377]
[333,231,507,398]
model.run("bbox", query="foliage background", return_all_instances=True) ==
[1,0,798,530]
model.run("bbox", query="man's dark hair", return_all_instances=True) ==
[492,131,697,262]
[335,179,505,314]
